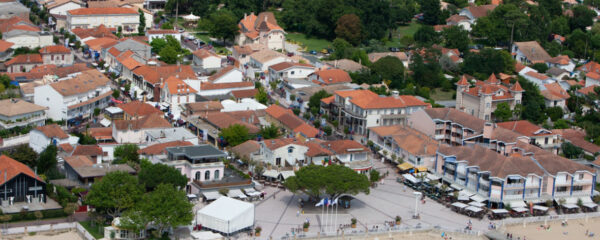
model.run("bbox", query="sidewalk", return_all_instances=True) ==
[5,212,89,228]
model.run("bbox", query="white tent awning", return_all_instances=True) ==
[450,183,463,190]
[202,191,222,201]
[402,174,420,184]
[562,204,579,209]
[451,202,468,209]
[227,189,246,199]
[583,203,598,208]
[263,169,278,178]
[100,118,111,127]
[533,205,549,211]
[196,197,254,234]
[491,209,509,214]
[513,207,528,212]
[505,200,527,208]
[279,171,295,180]
[465,206,483,213]
[470,194,486,203]
[469,201,485,207]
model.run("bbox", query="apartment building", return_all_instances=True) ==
[368,125,438,170]
[131,64,196,101]
[39,45,74,66]
[164,145,228,184]
[33,69,112,121]
[435,143,596,209]
[66,8,139,34]
[159,76,197,107]
[0,99,47,130]
[323,89,429,137]
[456,75,524,121]
[497,120,562,154]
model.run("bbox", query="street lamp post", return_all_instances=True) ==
[413,192,422,219]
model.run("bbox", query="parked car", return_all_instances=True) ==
[309,50,317,55]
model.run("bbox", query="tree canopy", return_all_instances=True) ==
[284,164,370,200]
[138,161,188,191]
[203,10,239,41]
[259,123,281,139]
[335,14,362,46]
[85,171,143,219]
[308,90,332,115]
[3,144,38,168]
[219,124,251,147]
[113,144,140,164]
[37,145,57,175]
[493,102,513,122]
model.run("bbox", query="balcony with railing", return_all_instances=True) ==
[554,191,570,197]
[455,179,466,186]
[0,115,46,129]
[479,178,490,186]
[573,179,593,185]
[503,194,523,200]
[504,183,525,189]
[525,181,540,188]
[571,190,591,197]
[554,180,571,186]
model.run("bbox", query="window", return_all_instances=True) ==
[214,170,220,179]
[579,174,584,180]
[288,146,294,153]
[516,100,521,104]
[205,171,210,181]
[276,157,281,166]
[485,115,489,121]
[544,137,548,145]
[486,103,490,108]
[291,71,295,75]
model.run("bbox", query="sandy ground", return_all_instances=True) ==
[17,231,82,240]
[504,218,600,240]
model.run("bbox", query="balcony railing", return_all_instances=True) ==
[0,115,46,128]
[503,194,523,200]
[554,191,570,197]
[572,191,591,197]
[504,183,525,189]
[573,179,593,185]
[479,179,490,186]
[554,181,571,186]
[455,179,466,185]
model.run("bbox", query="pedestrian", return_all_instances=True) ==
[297,210,300,217]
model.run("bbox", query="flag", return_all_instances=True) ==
[315,198,328,207]
[331,198,339,206]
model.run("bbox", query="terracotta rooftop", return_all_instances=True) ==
[230,140,261,159]
[72,24,117,40]
[49,69,109,96]
[525,71,549,80]
[139,141,193,155]
[133,65,196,85]
[423,108,485,132]
[230,89,258,99]
[5,54,43,66]
[113,113,172,131]
[88,127,113,140]
[577,61,600,74]
[39,45,70,54]
[200,81,254,91]
[0,39,14,52]
[0,98,47,117]
[238,12,284,39]
[35,124,69,139]
[541,82,570,100]
[249,49,287,63]
[552,129,600,154]
[72,145,103,156]
[269,62,313,71]
[497,120,554,137]
[147,29,179,34]
[266,104,293,118]
[84,37,119,51]
[184,101,223,113]
[514,41,551,63]
[117,101,162,118]
[322,59,366,72]
[64,155,94,168]
[0,155,43,185]
[193,49,220,59]
[334,89,428,109]
[322,139,368,155]
[577,85,598,95]
[161,76,197,95]
[546,55,570,65]
[203,112,260,133]
[68,7,138,15]
[464,4,497,18]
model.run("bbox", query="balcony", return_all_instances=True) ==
[524,194,539,200]
[503,194,523,200]
[554,191,570,197]
[572,191,591,197]
[525,181,540,188]
[504,183,524,189]
[455,179,466,186]
[435,134,445,140]
[554,181,571,186]
[0,115,46,129]
[573,179,593,185]
[445,164,455,170]
[479,179,490,186]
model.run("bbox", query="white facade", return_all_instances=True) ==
[197,85,254,97]
[260,142,308,167]
[29,129,77,153]
[48,2,82,16]
[41,52,74,66]
[269,66,314,82]
[210,68,243,83]
[4,32,53,49]
[112,126,171,144]
[250,56,289,72]
[160,88,196,108]
[66,12,139,34]
[194,55,221,69]
[33,80,112,121]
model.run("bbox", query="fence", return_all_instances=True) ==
[0,134,29,148]
[279,225,484,240]
[0,222,96,240]
[496,211,600,230]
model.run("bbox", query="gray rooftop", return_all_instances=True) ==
[146,127,196,143]
[166,144,227,159]
[73,164,136,178]
[0,2,29,19]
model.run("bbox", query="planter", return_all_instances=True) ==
[351,223,356,228]
[396,220,401,225]
[303,227,308,232]
[255,232,261,237]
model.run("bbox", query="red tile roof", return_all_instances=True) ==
[139,141,193,155]
[577,61,600,74]
[71,24,117,40]
[269,62,313,71]
[0,39,14,52]
[193,49,219,59]
[113,113,172,130]
[320,95,334,104]
[456,75,469,86]
[117,101,163,118]
[510,81,524,92]
[35,124,69,139]
[546,55,570,65]
[68,7,138,15]
[161,76,197,95]
[334,89,429,109]
[311,69,352,85]
[72,145,103,156]
[0,155,43,185]
[39,45,71,54]
[525,71,549,80]
[322,140,368,155]
[541,82,570,100]
[230,89,258,99]
[147,29,179,34]
[586,72,600,80]
[5,54,43,66]
[64,155,94,168]
[84,37,119,51]
[265,104,293,118]
[133,65,196,85]
[577,85,597,95]
[200,81,254,90]
[497,120,554,137]
[88,127,113,140]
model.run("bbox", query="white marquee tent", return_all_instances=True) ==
[196,197,254,234]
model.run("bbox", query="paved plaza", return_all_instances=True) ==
[252,160,489,239]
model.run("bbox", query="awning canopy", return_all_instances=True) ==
[243,188,256,194]
[470,194,486,203]
[426,173,441,181]
[227,189,246,199]
[451,202,468,209]
[533,205,549,211]
[183,13,200,21]
[450,183,463,190]
[202,191,222,201]
[513,207,528,212]
[465,206,483,213]
[458,189,474,201]
[397,162,414,171]
[469,201,485,207]
[415,166,427,172]
[505,200,527,208]
[100,118,111,127]
[279,171,295,180]
[583,203,598,209]
[263,169,278,178]
[402,174,420,184]
[564,197,593,204]
[491,209,509,214]
[562,204,579,209]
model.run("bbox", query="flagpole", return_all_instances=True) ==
[324,201,328,234]
[321,201,324,232]
[334,199,338,234]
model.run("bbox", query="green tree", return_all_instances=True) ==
[442,25,470,53]
[518,77,546,124]
[532,63,549,73]
[569,5,597,31]
[284,164,370,200]
[553,119,569,129]
[255,87,268,104]
[112,90,120,99]
[138,9,146,35]
[3,144,38,168]
[369,169,380,183]
[138,161,188,191]
[37,145,57,174]
[150,38,167,54]
[308,90,332,115]
[259,124,280,139]
[85,171,143,219]
[331,38,353,60]
[561,142,583,159]
[461,49,515,76]
[205,10,239,41]
[113,144,140,164]
[161,22,174,30]
[158,45,179,64]
[370,56,406,89]
[493,102,513,122]
[545,106,563,121]
[421,0,442,25]
[219,124,250,147]
[335,14,362,46]
[121,184,193,238]
[413,25,440,46]
[551,16,571,36]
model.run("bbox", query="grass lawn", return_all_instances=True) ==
[194,33,211,43]
[80,220,106,239]
[286,33,332,51]
[386,21,422,48]
[430,88,456,101]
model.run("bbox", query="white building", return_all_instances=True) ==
[39,45,74,66]
[66,8,140,34]
[46,0,83,16]
[145,128,198,145]
[206,66,243,84]
[198,82,254,97]
[29,124,78,153]
[236,12,285,50]
[112,114,172,143]
[33,69,113,121]
[159,76,197,107]
[323,139,372,174]
[546,55,575,72]
[249,49,290,72]
[0,99,47,130]
[146,29,181,42]
[259,138,309,167]
[268,62,314,82]
[192,49,221,70]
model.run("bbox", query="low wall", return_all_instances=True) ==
[0,222,96,240]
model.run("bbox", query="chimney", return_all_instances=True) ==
[391,90,399,98]
[244,13,247,19]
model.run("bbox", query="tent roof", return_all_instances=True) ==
[198,197,253,221]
